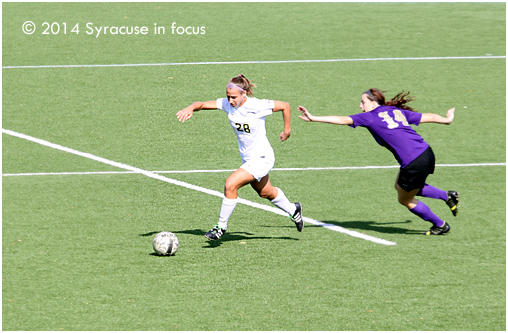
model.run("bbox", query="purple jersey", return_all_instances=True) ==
[349,106,429,167]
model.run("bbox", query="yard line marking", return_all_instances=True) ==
[2,171,137,177]
[2,55,505,69]
[3,162,505,178]
[2,128,396,246]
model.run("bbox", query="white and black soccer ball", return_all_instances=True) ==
[153,231,179,256]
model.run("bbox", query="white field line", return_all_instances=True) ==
[3,162,506,178]
[2,128,396,246]
[2,56,505,69]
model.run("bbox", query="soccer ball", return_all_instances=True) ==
[153,231,179,256]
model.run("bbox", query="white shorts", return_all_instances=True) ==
[240,155,275,182]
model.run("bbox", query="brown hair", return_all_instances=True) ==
[365,88,417,112]
[229,74,256,97]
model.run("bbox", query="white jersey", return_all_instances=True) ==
[216,97,275,162]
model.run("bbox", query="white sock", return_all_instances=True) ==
[270,187,296,216]
[218,196,238,230]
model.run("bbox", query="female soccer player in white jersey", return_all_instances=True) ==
[176,75,303,240]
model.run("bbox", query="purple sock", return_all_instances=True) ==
[417,184,448,201]
[409,201,445,227]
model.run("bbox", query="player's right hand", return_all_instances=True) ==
[176,108,193,122]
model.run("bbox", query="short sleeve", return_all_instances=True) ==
[241,98,274,118]
[216,98,227,112]
[349,112,371,128]
[256,99,274,117]
[403,110,423,126]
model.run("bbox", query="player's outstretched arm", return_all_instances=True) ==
[420,107,455,125]
[273,100,291,142]
[298,106,353,125]
[176,100,217,122]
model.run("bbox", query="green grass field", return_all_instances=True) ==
[2,2,506,331]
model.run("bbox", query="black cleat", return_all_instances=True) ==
[446,191,460,216]
[204,224,226,241]
[423,222,450,235]
[291,202,304,232]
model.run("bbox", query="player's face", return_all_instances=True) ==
[226,88,247,107]
[360,94,377,112]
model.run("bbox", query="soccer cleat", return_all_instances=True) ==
[423,222,450,235]
[291,202,304,232]
[446,191,460,216]
[204,224,226,241]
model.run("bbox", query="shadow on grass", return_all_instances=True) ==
[139,229,299,249]
[140,219,425,244]
[320,219,424,235]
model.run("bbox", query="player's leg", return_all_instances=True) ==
[205,168,255,241]
[417,184,460,216]
[410,147,459,216]
[224,168,255,199]
[251,175,304,232]
[417,184,447,200]
[396,148,451,235]
[396,172,450,236]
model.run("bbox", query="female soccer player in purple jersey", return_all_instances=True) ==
[176,75,303,240]
[298,88,459,235]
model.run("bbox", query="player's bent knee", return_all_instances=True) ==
[224,181,239,197]
[397,197,412,208]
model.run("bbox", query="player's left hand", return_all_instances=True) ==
[445,107,455,124]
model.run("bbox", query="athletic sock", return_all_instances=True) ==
[270,187,296,216]
[409,201,445,227]
[218,196,238,230]
[417,184,448,201]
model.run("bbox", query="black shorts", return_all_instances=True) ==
[397,146,435,192]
